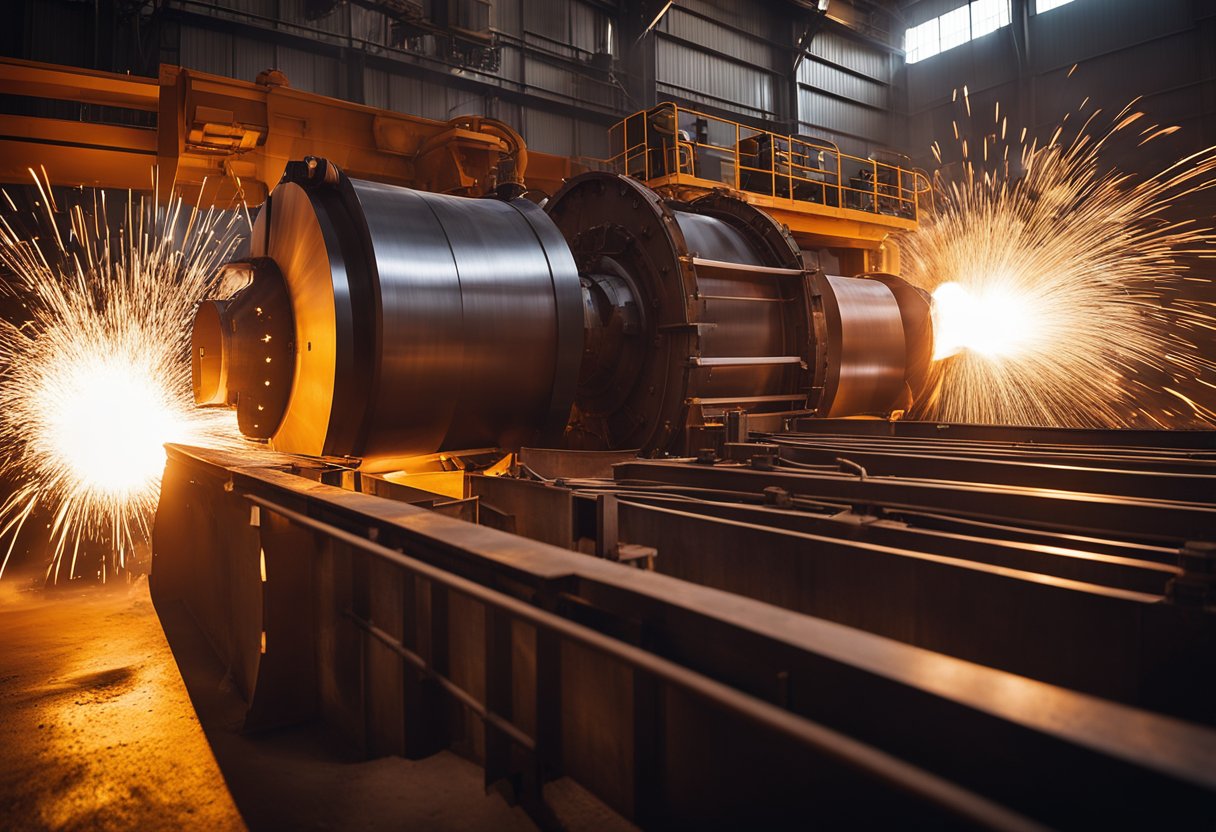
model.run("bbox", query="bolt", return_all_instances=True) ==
[1179,541,1216,574]
[751,450,776,471]
[763,486,792,508]
[1167,541,1216,607]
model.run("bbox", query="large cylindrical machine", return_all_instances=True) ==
[192,159,933,467]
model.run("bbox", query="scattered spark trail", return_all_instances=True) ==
[0,171,244,582]
[900,98,1216,427]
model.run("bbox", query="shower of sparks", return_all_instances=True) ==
[900,97,1216,427]
[0,170,244,582]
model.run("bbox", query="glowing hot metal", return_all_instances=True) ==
[902,99,1216,427]
[930,280,1041,361]
[0,171,244,582]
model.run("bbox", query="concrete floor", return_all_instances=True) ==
[0,576,620,831]
[0,577,245,832]
[155,592,538,832]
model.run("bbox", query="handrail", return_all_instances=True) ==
[246,492,1044,832]
[605,102,926,223]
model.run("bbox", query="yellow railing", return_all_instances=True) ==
[606,102,931,223]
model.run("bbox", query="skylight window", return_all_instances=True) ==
[904,0,1013,65]
[971,0,1011,38]
[1036,0,1076,11]
[938,6,972,51]
[905,18,940,64]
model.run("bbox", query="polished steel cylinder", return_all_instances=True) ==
[196,159,582,470]
[195,163,934,463]
[819,275,907,417]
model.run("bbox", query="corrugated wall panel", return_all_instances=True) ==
[1034,31,1199,125]
[386,73,423,116]
[494,0,522,35]
[577,118,609,160]
[493,100,523,135]
[363,68,389,111]
[277,0,350,35]
[569,1,607,55]
[524,107,574,155]
[656,37,776,118]
[901,0,1213,173]
[421,79,457,121]
[810,31,890,83]
[24,1,99,76]
[181,26,283,84]
[276,46,338,97]
[1030,0,1192,72]
[800,61,888,109]
[446,87,487,119]
[386,75,459,121]
[523,0,568,42]
[187,0,277,19]
[679,0,779,42]
[577,76,617,109]
[799,89,888,143]
[350,6,390,45]
[232,35,276,84]
[180,27,233,77]
[907,32,1019,114]
[797,126,871,160]
[525,56,577,98]
[661,7,777,70]
[227,0,277,18]
[499,44,523,84]
[904,0,967,28]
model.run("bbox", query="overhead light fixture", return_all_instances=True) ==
[818,0,830,10]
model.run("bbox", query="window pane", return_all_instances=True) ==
[905,18,940,64]
[1036,0,1075,12]
[938,6,971,51]
[970,0,1010,38]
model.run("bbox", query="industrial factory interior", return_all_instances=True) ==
[2,0,1216,828]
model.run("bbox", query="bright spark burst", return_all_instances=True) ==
[901,98,1216,427]
[929,280,1041,361]
[0,171,244,582]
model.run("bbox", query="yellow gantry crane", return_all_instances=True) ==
[0,57,580,206]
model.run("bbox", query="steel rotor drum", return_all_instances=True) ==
[251,181,352,458]
[817,275,909,417]
[673,211,762,265]
[258,175,581,469]
[673,210,792,400]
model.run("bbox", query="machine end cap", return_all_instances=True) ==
[191,299,232,406]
